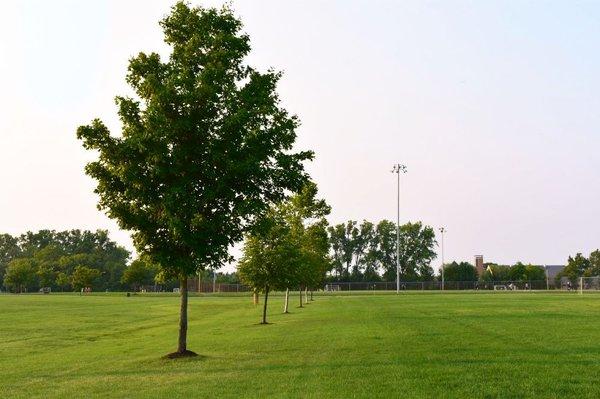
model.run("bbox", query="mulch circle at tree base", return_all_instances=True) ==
[163,350,198,360]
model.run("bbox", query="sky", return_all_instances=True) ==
[1,0,599,272]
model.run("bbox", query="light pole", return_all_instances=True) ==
[439,227,446,290]
[392,163,407,294]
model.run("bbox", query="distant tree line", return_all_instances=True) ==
[441,262,547,283]
[5,229,596,295]
[480,262,546,282]
[0,230,129,293]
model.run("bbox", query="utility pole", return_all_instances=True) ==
[439,227,446,290]
[392,164,407,294]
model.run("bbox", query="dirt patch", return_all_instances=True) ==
[163,350,199,359]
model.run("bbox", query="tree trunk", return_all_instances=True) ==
[253,289,259,305]
[299,286,303,308]
[310,290,314,301]
[284,288,289,313]
[261,285,270,324]
[177,276,188,353]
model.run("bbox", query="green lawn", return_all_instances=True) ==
[1,291,599,398]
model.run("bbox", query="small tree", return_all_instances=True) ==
[524,264,546,281]
[0,234,21,289]
[34,245,63,288]
[122,257,158,291]
[56,272,71,291]
[482,264,511,282]
[71,266,101,291]
[238,213,300,324]
[369,221,437,282]
[509,262,528,281]
[238,183,329,318]
[557,253,590,284]
[302,221,330,300]
[284,183,330,307]
[4,258,37,293]
[76,3,311,356]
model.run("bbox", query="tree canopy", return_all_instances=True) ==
[238,182,330,323]
[557,252,594,283]
[442,261,478,282]
[121,256,159,291]
[327,220,437,282]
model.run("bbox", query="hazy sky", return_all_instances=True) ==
[1,1,599,271]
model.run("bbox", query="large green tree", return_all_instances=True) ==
[71,265,102,291]
[122,256,159,291]
[369,220,396,279]
[327,222,356,279]
[525,264,546,281]
[349,221,374,280]
[35,247,62,288]
[4,258,38,293]
[509,262,546,282]
[442,261,478,282]
[76,3,311,356]
[482,264,511,282]
[584,250,600,277]
[379,221,437,281]
[327,220,437,282]
[0,234,21,289]
[557,253,590,283]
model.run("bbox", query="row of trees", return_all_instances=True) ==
[443,253,600,285]
[328,220,437,282]
[481,262,546,282]
[0,230,130,293]
[238,183,330,324]
[441,261,546,283]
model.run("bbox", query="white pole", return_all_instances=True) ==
[396,168,400,294]
[439,227,446,291]
[392,164,407,294]
[580,276,583,295]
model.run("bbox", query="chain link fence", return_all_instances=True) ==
[322,280,553,291]
[170,279,564,295]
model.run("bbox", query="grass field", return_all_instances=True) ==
[1,291,600,398]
